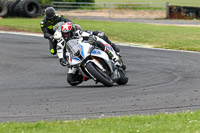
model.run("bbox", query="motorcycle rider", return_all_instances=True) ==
[74,24,120,53]
[56,22,120,86]
[40,7,73,55]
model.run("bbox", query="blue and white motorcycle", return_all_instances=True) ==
[65,36,128,87]
[53,22,128,87]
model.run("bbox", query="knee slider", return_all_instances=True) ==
[67,74,83,86]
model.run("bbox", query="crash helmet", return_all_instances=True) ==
[74,24,81,31]
[45,7,56,19]
[61,22,76,41]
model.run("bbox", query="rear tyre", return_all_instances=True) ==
[8,1,19,16]
[4,1,13,16]
[86,62,113,87]
[0,2,8,17]
[14,0,42,18]
[116,70,128,85]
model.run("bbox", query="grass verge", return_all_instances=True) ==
[1,18,200,51]
[0,110,200,133]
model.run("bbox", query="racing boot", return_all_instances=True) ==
[111,43,127,70]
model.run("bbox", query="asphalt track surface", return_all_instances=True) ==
[1,32,200,122]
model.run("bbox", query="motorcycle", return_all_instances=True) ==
[53,22,128,87]
[65,36,128,87]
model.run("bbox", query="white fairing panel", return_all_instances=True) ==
[66,38,111,67]
[68,53,81,66]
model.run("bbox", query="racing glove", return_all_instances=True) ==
[49,35,54,41]
[97,32,105,38]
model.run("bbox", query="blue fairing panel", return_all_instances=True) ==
[79,44,84,58]
[92,49,101,55]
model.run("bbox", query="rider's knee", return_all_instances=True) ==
[67,73,83,86]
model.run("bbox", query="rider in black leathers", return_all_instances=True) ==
[40,7,73,55]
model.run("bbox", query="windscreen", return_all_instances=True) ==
[53,21,65,32]
[66,39,81,56]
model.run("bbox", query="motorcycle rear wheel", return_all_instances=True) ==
[116,70,128,85]
[86,62,113,87]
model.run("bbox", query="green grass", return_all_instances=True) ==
[95,0,200,7]
[0,110,200,133]
[1,18,200,51]
[0,18,41,33]
[80,20,200,51]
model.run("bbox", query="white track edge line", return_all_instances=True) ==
[0,31,200,54]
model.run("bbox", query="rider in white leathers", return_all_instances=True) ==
[54,22,120,86]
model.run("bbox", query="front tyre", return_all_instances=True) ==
[86,62,113,87]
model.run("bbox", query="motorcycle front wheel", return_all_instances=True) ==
[86,62,113,87]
